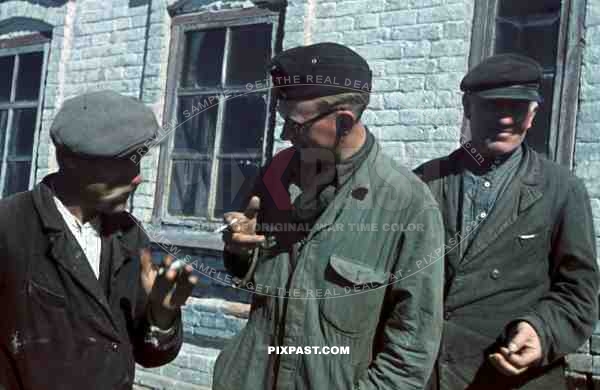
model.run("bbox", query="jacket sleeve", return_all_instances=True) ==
[357,205,445,390]
[512,177,599,365]
[130,225,184,368]
[132,309,184,368]
[0,344,20,390]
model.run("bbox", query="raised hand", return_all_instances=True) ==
[222,196,265,256]
[140,249,199,329]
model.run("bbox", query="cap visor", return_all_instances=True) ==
[476,87,542,102]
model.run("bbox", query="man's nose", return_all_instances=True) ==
[131,175,143,185]
[499,117,515,126]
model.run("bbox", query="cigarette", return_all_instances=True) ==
[213,218,239,233]
[158,259,187,276]
[170,260,186,272]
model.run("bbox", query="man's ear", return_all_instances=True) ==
[462,94,471,119]
[336,112,356,137]
[522,101,539,130]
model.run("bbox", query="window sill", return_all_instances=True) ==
[144,223,225,251]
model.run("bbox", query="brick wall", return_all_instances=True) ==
[0,0,69,179]
[567,0,600,387]
[0,0,169,224]
[276,0,471,164]
[1,0,599,388]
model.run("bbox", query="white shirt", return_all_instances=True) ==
[53,196,102,279]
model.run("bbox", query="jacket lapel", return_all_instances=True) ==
[306,142,379,241]
[33,179,121,338]
[460,146,544,265]
[443,165,462,269]
[102,216,139,278]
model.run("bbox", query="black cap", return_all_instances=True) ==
[50,90,161,159]
[268,42,372,100]
[460,53,543,102]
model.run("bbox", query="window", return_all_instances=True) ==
[0,35,49,196]
[156,8,279,226]
[469,0,586,166]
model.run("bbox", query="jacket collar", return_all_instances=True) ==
[450,143,543,186]
[449,143,544,264]
[307,140,380,240]
[32,175,140,340]
[34,174,140,267]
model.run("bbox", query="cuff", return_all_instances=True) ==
[225,249,259,289]
[508,314,550,366]
[144,309,181,350]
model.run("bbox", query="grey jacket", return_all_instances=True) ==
[213,142,445,390]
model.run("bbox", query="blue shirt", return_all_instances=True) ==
[459,145,523,258]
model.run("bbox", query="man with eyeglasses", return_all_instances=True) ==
[416,54,599,389]
[212,42,445,390]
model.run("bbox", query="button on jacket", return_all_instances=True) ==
[416,144,599,390]
[213,142,445,390]
[0,176,183,389]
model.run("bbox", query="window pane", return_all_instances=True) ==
[221,94,266,154]
[498,0,561,18]
[225,24,272,86]
[495,0,562,158]
[3,160,31,196]
[0,56,15,103]
[214,158,260,216]
[525,75,555,156]
[168,159,212,217]
[495,13,560,69]
[181,29,226,88]
[9,108,37,158]
[0,110,7,176]
[16,52,44,101]
[0,110,7,149]
[174,96,219,154]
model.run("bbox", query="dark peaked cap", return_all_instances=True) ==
[50,90,161,158]
[268,42,372,100]
[460,53,543,102]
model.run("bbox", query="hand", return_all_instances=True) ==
[222,196,265,256]
[489,321,543,376]
[140,249,199,329]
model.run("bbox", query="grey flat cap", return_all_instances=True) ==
[50,90,160,158]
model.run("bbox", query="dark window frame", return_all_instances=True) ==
[154,8,280,231]
[467,0,587,168]
[0,34,50,196]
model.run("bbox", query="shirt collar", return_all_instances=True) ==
[462,143,524,177]
[336,126,375,188]
[52,195,101,234]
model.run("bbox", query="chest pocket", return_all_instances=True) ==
[515,228,550,257]
[319,254,388,336]
[22,278,72,346]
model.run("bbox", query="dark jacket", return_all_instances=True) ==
[214,143,445,390]
[416,145,599,389]
[0,177,183,390]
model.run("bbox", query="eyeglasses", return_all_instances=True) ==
[280,108,340,139]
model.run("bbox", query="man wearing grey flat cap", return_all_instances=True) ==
[417,53,599,389]
[0,90,197,389]
[213,42,444,390]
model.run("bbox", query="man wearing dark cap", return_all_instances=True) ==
[213,43,443,390]
[213,42,445,389]
[0,90,197,389]
[416,53,599,389]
